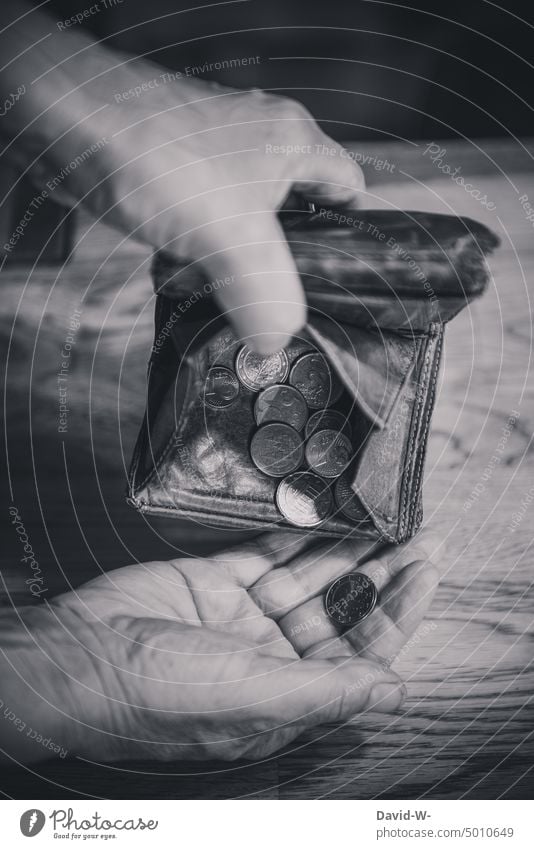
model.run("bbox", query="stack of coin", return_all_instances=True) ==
[229,344,362,528]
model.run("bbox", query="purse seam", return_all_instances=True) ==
[399,323,441,538]
[407,325,443,535]
[413,326,443,504]
[399,336,431,537]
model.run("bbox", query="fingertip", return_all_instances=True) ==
[233,300,307,355]
[411,559,441,591]
[208,215,308,354]
[414,527,446,563]
[335,657,403,702]
[386,529,445,573]
[367,680,407,713]
[295,141,367,206]
[245,332,292,356]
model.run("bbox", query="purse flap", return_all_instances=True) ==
[154,208,499,328]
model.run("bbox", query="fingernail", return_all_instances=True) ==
[367,681,407,713]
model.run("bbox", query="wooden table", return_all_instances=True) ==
[1,139,533,799]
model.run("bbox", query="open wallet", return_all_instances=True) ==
[127,208,498,543]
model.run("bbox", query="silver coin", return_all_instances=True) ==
[305,408,352,440]
[203,366,239,409]
[305,428,353,478]
[250,423,304,478]
[334,475,368,522]
[324,572,378,630]
[254,384,308,431]
[235,345,289,392]
[289,352,343,409]
[276,472,333,527]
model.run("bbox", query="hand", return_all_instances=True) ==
[66,69,364,352]
[7,25,364,353]
[6,529,441,763]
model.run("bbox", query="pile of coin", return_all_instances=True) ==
[204,344,363,528]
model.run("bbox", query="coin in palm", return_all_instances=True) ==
[324,573,378,629]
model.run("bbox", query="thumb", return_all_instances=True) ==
[246,655,406,729]
[197,211,307,354]
[289,656,407,723]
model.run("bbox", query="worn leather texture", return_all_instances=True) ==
[127,209,498,542]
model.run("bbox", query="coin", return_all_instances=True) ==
[305,428,353,478]
[235,345,289,392]
[254,384,308,431]
[250,423,304,477]
[289,352,343,409]
[275,471,333,527]
[202,366,240,409]
[305,408,352,440]
[334,475,368,522]
[324,572,378,630]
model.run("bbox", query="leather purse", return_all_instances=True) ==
[127,208,498,543]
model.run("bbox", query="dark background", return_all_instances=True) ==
[41,0,534,142]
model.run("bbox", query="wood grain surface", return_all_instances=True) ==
[1,139,533,799]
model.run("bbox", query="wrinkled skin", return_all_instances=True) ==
[12,529,442,763]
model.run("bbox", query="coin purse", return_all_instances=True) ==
[127,209,498,542]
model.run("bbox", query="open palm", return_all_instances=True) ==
[47,529,441,762]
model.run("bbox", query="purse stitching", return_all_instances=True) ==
[407,326,443,535]
[399,324,441,537]
[398,337,430,537]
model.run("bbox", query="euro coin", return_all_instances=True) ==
[254,384,308,431]
[305,428,353,478]
[324,573,378,630]
[305,408,352,440]
[250,423,304,477]
[289,352,343,409]
[235,345,289,391]
[203,366,239,409]
[334,475,369,522]
[275,471,333,527]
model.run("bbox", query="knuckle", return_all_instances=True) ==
[336,685,352,720]
[249,571,287,617]
[284,98,312,120]
[267,93,313,123]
